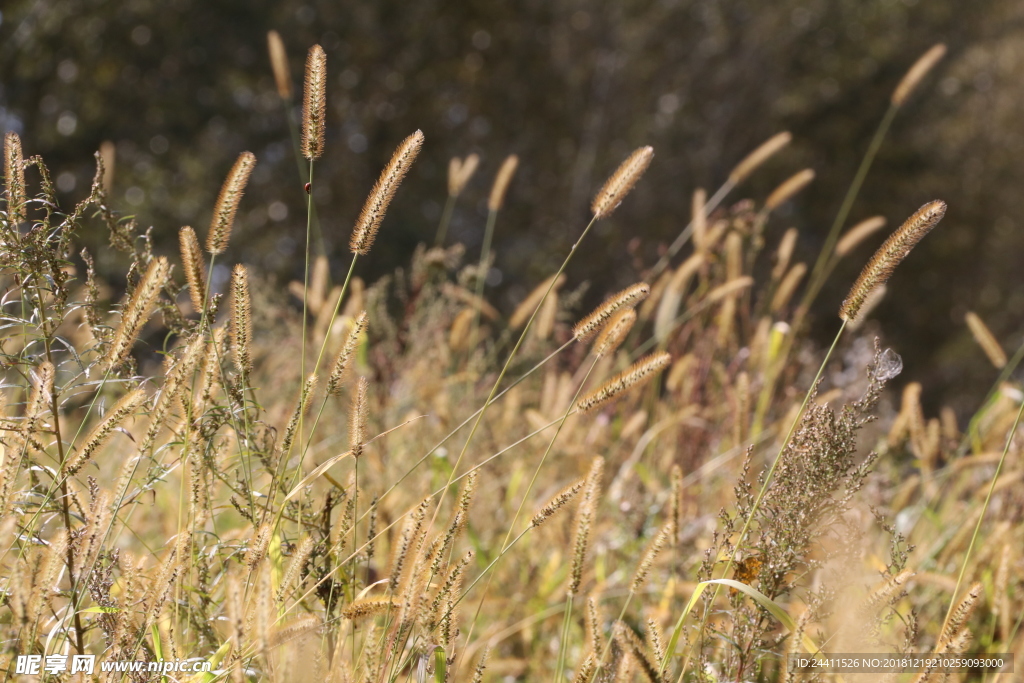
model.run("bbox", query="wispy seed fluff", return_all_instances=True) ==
[577,352,671,413]
[4,131,25,225]
[487,154,519,211]
[267,31,293,100]
[892,43,947,107]
[573,283,650,342]
[178,227,207,313]
[532,479,585,527]
[230,265,253,374]
[350,130,424,255]
[839,200,946,322]
[206,152,256,255]
[591,146,654,219]
[729,132,791,184]
[65,388,147,476]
[105,257,170,368]
[301,44,327,159]
[349,376,368,459]
[327,311,367,395]
[593,308,636,357]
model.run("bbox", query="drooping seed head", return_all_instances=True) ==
[764,168,815,210]
[892,43,947,107]
[573,282,650,342]
[728,132,791,184]
[591,146,654,219]
[206,152,256,255]
[351,130,424,255]
[301,44,327,159]
[267,31,293,100]
[839,200,946,322]
[487,154,519,211]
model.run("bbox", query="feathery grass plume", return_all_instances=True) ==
[859,569,914,615]
[342,597,397,620]
[430,549,473,626]
[279,373,318,458]
[65,388,146,476]
[765,169,815,211]
[350,130,424,255]
[178,226,207,313]
[143,542,181,632]
[835,216,886,257]
[728,132,792,184]
[390,497,430,591]
[892,44,947,107]
[326,311,367,395]
[839,200,946,322]
[772,228,798,281]
[487,154,519,211]
[613,621,662,683]
[939,582,982,647]
[206,151,256,255]
[230,264,253,374]
[4,131,25,225]
[577,352,672,414]
[267,30,293,99]
[573,282,650,342]
[591,145,654,219]
[531,479,585,527]
[105,256,170,368]
[510,273,566,328]
[965,311,1007,369]
[631,522,673,592]
[301,44,327,159]
[770,263,807,312]
[692,188,707,249]
[278,536,315,601]
[573,653,597,683]
[594,308,636,357]
[349,376,368,459]
[448,154,480,197]
[646,619,665,666]
[569,456,605,596]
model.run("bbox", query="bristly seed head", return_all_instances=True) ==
[206,152,256,255]
[577,352,672,413]
[839,200,946,322]
[532,479,585,527]
[591,146,654,219]
[267,31,293,100]
[729,132,791,184]
[179,226,207,313]
[4,131,26,226]
[301,44,327,160]
[230,264,253,374]
[327,311,367,395]
[573,282,650,342]
[487,155,519,211]
[892,43,947,107]
[593,308,636,357]
[351,130,424,255]
[349,376,368,458]
[448,154,480,197]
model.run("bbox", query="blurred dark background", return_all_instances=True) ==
[3,0,1024,415]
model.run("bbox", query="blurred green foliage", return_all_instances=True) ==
[2,0,1022,412]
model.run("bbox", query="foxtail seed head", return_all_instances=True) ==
[965,311,1007,369]
[573,282,650,342]
[531,479,585,527]
[4,132,25,225]
[65,388,147,476]
[267,31,293,100]
[351,130,424,255]
[349,377,368,458]
[106,257,170,368]
[892,43,947,107]
[327,311,367,395]
[591,146,654,219]
[448,154,480,196]
[207,152,256,255]
[839,200,946,322]
[835,216,886,257]
[230,265,253,374]
[487,155,519,211]
[301,44,327,159]
[577,351,671,413]
[729,132,791,184]
[765,168,815,210]
[594,308,636,357]
[179,227,206,313]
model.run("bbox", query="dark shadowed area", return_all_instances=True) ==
[3,0,1023,414]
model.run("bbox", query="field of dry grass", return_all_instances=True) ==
[0,39,1021,682]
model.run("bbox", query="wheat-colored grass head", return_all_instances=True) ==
[591,146,654,219]
[207,152,256,255]
[301,44,327,160]
[488,154,519,211]
[351,130,424,255]
[267,30,293,100]
[892,43,947,107]
[4,131,26,225]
